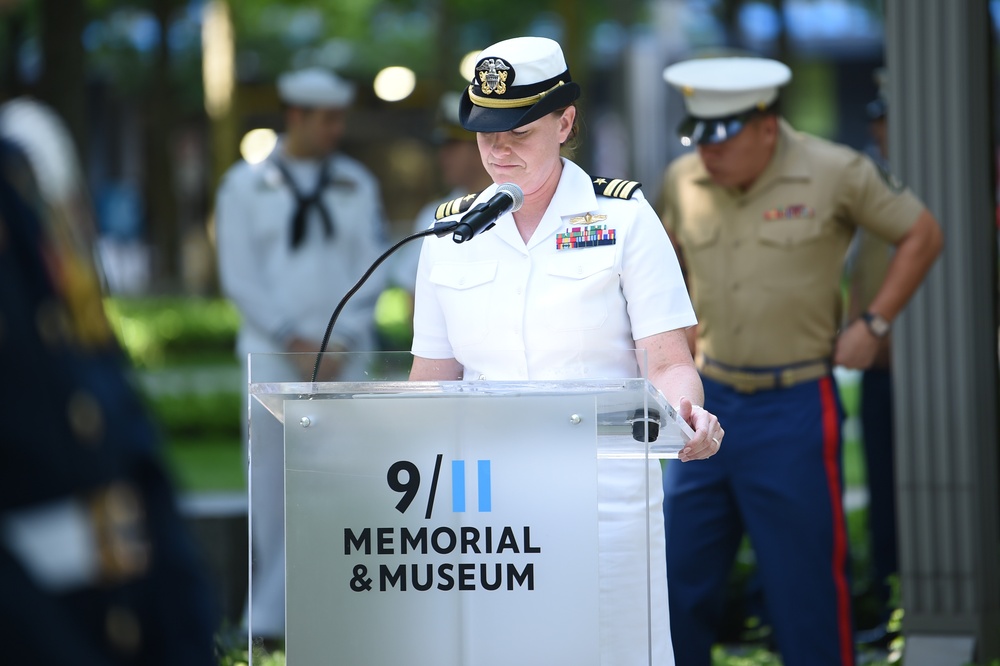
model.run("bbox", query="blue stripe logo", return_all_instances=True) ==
[451,460,492,512]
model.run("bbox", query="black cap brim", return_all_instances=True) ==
[676,104,777,146]
[459,81,581,133]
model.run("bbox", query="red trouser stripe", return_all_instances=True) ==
[820,376,855,666]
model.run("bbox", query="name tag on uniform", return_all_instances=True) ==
[763,204,815,220]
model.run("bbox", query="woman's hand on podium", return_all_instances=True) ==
[676,397,723,462]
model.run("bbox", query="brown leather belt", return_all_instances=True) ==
[698,355,831,394]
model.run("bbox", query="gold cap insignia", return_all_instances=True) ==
[476,58,512,96]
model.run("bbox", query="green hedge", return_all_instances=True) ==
[105,296,240,369]
[103,297,243,491]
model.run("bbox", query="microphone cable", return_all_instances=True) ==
[311,219,462,382]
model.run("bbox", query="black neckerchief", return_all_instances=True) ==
[272,156,335,249]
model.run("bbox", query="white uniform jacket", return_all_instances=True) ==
[412,158,695,379]
[215,143,387,359]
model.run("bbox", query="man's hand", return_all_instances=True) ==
[833,319,881,370]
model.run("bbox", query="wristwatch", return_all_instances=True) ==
[861,310,891,338]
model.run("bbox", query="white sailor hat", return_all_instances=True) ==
[459,36,581,133]
[663,57,791,145]
[277,67,355,108]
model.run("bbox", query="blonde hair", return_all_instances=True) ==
[555,105,581,159]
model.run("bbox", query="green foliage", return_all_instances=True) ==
[166,435,244,492]
[105,296,240,369]
[151,390,241,437]
[103,296,243,492]
[712,645,782,666]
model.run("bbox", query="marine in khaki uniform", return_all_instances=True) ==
[657,57,943,666]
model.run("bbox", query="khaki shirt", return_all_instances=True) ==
[660,119,925,367]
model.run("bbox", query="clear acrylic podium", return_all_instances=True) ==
[247,351,692,665]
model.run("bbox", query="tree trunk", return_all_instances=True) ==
[145,0,182,289]
[38,0,87,160]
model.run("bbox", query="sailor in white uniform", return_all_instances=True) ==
[214,66,388,645]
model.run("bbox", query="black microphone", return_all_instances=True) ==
[451,183,524,243]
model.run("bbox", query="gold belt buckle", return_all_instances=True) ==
[731,370,770,394]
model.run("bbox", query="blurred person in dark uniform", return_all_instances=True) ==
[845,68,899,643]
[0,98,218,664]
[658,57,943,666]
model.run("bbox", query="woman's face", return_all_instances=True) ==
[476,106,575,197]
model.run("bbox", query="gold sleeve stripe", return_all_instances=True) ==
[434,193,481,220]
[595,178,641,199]
[605,179,626,197]
[617,180,641,199]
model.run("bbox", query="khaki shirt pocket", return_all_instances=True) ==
[757,218,823,248]
[683,217,722,249]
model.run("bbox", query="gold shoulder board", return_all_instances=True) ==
[592,177,642,200]
[434,192,482,220]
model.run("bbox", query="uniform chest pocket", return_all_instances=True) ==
[428,261,498,345]
[682,217,721,249]
[428,261,498,290]
[542,250,615,331]
[757,218,823,248]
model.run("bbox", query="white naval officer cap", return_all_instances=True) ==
[663,57,791,145]
[277,67,355,108]
[459,36,580,133]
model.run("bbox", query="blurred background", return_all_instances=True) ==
[2,0,997,660]
[7,0,982,297]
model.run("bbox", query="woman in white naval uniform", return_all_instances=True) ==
[409,37,723,665]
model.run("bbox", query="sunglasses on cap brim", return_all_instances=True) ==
[676,108,767,146]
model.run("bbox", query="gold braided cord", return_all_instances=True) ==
[469,81,566,109]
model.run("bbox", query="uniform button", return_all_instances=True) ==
[733,325,742,335]
[732,283,740,291]
[105,606,142,655]
[733,240,741,248]
[576,266,583,275]
[458,278,465,286]
[515,286,522,295]
[68,391,105,445]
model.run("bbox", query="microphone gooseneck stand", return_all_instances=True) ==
[310,219,461,383]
